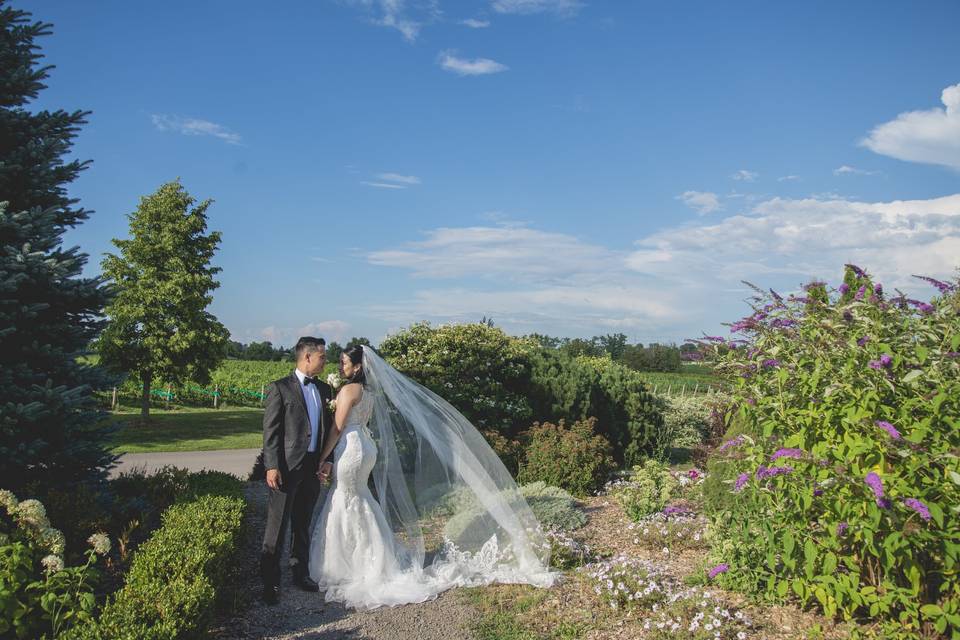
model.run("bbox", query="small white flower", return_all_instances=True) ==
[737,632,747,639]
[326,373,344,389]
[328,399,337,412]
[87,532,111,555]
[41,554,64,573]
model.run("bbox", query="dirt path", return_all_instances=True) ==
[210,483,478,640]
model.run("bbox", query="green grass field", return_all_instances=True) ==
[109,406,263,453]
[637,365,726,395]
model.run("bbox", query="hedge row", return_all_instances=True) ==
[66,472,245,639]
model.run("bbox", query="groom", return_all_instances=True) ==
[260,336,335,604]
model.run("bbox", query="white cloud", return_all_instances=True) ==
[777,175,801,182]
[254,321,351,347]
[677,191,721,215]
[834,165,878,176]
[437,50,508,76]
[361,181,408,189]
[377,172,421,185]
[151,114,241,145]
[731,169,758,182]
[342,0,439,42]
[491,0,583,16]
[364,193,960,340]
[861,83,960,170]
[461,18,491,27]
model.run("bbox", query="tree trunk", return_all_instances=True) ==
[141,371,152,420]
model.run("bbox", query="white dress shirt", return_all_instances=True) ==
[294,368,321,452]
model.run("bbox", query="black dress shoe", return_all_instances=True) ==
[263,584,280,604]
[293,573,320,592]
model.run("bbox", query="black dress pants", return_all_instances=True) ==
[260,452,321,587]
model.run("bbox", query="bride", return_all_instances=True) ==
[308,345,556,609]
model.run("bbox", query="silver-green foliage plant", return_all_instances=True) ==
[609,459,680,521]
[700,265,960,639]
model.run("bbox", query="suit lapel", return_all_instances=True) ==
[288,372,309,420]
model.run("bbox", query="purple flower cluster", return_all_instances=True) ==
[718,436,745,452]
[903,498,931,521]
[912,274,956,294]
[906,299,935,314]
[762,358,781,369]
[836,522,848,536]
[856,336,870,347]
[875,283,883,296]
[769,318,798,329]
[855,285,867,301]
[947,352,960,359]
[663,504,694,516]
[869,354,893,370]
[865,472,888,507]
[804,280,826,292]
[875,420,901,440]
[838,283,850,295]
[770,448,804,461]
[707,563,729,579]
[734,472,750,492]
[756,465,793,480]
[845,263,867,278]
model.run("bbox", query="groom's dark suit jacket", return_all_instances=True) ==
[262,372,334,473]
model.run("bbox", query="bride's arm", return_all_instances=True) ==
[317,383,362,466]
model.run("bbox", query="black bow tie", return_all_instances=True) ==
[303,376,318,387]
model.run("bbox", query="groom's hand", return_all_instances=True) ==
[318,462,333,482]
[266,468,283,490]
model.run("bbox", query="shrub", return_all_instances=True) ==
[518,482,587,532]
[66,474,245,640]
[609,459,679,521]
[518,418,616,497]
[379,322,537,432]
[699,266,960,639]
[0,491,110,639]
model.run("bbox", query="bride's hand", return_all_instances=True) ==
[318,461,333,482]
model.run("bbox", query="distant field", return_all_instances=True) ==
[638,364,726,395]
[109,406,263,453]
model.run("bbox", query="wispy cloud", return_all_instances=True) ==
[861,83,960,171]
[342,0,439,42]
[151,114,241,145]
[677,191,722,215]
[376,172,421,185]
[437,50,508,76]
[777,175,801,182]
[461,18,491,28]
[731,169,758,182]
[361,181,408,189]
[491,0,583,17]
[363,193,960,340]
[254,320,351,347]
[833,165,879,176]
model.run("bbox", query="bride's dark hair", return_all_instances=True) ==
[341,345,366,385]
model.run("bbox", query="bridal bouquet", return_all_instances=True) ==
[326,372,344,389]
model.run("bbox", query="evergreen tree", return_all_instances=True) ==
[97,180,230,418]
[0,3,115,492]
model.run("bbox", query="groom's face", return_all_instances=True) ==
[304,346,326,376]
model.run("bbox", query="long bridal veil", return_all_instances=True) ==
[360,345,556,590]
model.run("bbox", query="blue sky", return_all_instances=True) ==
[22,0,960,347]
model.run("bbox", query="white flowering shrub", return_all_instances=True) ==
[0,490,110,638]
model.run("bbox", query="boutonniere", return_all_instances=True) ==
[327,398,337,412]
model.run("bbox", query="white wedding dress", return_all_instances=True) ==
[308,348,556,610]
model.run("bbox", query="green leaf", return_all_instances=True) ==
[948,470,960,486]
[783,531,795,556]
[902,369,923,384]
[920,604,944,617]
[776,580,789,597]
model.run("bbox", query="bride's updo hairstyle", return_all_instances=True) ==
[341,345,366,386]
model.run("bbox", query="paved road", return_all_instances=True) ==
[111,448,261,479]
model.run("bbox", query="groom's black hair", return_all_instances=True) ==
[294,336,326,359]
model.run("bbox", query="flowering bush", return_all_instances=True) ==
[608,459,680,521]
[544,529,595,570]
[628,508,709,552]
[700,266,960,638]
[655,392,732,461]
[518,418,616,497]
[0,491,110,639]
[583,555,752,638]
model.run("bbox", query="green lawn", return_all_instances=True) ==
[109,406,263,453]
[638,367,726,395]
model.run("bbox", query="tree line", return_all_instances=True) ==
[524,332,698,373]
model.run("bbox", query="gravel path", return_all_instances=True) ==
[210,483,478,640]
[112,448,260,479]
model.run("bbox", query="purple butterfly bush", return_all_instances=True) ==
[907,299,935,314]
[912,274,956,294]
[770,448,804,461]
[875,420,901,440]
[836,522,848,536]
[855,285,867,301]
[856,336,870,347]
[734,472,750,492]
[903,498,931,521]
[708,563,729,579]
[869,354,893,370]
[762,358,781,369]
[718,436,745,452]
[865,472,888,507]
[813,488,824,497]
[756,465,793,480]
[845,263,867,278]
[838,283,850,295]
[875,283,883,296]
